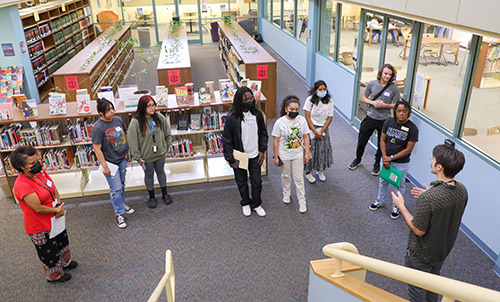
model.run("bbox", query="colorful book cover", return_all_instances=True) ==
[198,87,211,104]
[155,86,168,107]
[205,81,215,95]
[49,93,67,115]
[190,113,201,130]
[98,86,115,108]
[248,80,262,99]
[220,81,235,102]
[22,99,38,118]
[175,86,189,106]
[76,92,91,114]
[0,103,13,120]
[12,94,27,109]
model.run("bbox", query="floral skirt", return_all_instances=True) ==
[304,128,333,173]
[29,229,71,281]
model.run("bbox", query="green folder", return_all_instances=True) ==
[380,165,403,188]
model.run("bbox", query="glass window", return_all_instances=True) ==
[338,4,360,68]
[296,0,308,43]
[410,24,467,131]
[272,0,282,27]
[283,0,295,36]
[318,0,336,58]
[267,0,271,20]
[462,36,500,162]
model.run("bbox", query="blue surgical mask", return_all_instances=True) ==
[317,91,327,99]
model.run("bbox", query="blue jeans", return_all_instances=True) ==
[104,159,127,216]
[376,161,409,207]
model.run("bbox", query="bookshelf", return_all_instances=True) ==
[474,39,500,88]
[157,25,193,92]
[0,92,267,202]
[217,21,277,118]
[19,0,96,101]
[53,25,133,102]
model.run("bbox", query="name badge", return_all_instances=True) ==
[401,126,409,132]
[248,119,256,125]
[115,126,122,132]
[47,180,53,187]
[153,145,158,153]
[383,91,391,97]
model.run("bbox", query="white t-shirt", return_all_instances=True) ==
[302,95,334,126]
[271,115,310,160]
[241,111,259,159]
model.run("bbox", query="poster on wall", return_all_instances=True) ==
[168,70,181,85]
[256,65,268,79]
[413,73,426,108]
[2,44,15,57]
[201,0,208,13]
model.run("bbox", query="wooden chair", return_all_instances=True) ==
[443,42,460,65]
[341,51,355,70]
[463,128,478,136]
[487,126,500,135]
[422,42,443,66]
[399,33,412,58]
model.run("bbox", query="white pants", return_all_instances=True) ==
[280,158,306,204]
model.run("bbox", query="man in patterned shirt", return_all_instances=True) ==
[392,144,468,302]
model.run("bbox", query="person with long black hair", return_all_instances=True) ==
[223,86,268,217]
[303,80,334,183]
[128,95,173,209]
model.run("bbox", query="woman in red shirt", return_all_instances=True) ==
[12,146,77,282]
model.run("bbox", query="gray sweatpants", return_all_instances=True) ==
[144,157,167,191]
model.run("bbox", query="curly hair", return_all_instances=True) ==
[279,95,301,117]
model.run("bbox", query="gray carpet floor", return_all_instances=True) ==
[1,43,499,302]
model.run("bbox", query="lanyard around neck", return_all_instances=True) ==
[26,172,55,201]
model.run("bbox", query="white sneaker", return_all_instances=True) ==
[253,206,266,217]
[242,205,251,216]
[116,215,127,228]
[124,204,135,215]
[299,203,307,213]
[305,173,316,183]
[317,171,326,182]
[283,195,291,204]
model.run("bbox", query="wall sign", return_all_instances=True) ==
[168,70,181,85]
[256,65,268,79]
[65,76,80,91]
[2,44,15,57]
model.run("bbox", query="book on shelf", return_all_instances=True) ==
[76,89,91,114]
[202,111,228,130]
[177,113,189,131]
[0,103,13,120]
[40,147,75,171]
[98,86,115,108]
[118,85,139,109]
[167,139,194,158]
[240,79,249,87]
[248,80,262,99]
[190,113,201,130]
[175,86,189,106]
[75,145,99,168]
[48,93,67,115]
[186,83,194,96]
[22,99,38,118]
[204,132,223,154]
[220,81,235,102]
[199,87,211,104]
[68,118,94,143]
[12,94,27,109]
[218,79,230,90]
[155,86,168,107]
[205,81,215,95]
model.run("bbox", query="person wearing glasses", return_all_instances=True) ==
[369,100,418,219]
[128,95,173,209]
[12,146,77,283]
[223,87,269,217]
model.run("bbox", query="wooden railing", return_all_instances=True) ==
[148,250,175,302]
[322,242,500,302]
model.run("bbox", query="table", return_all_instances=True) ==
[402,37,459,63]
[183,9,198,33]
[465,134,500,161]
[221,8,240,17]
[366,26,399,46]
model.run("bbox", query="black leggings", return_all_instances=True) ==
[356,116,385,165]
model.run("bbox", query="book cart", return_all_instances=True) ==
[217,21,277,118]
[19,0,96,101]
[53,25,134,102]
[0,92,267,202]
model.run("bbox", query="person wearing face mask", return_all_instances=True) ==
[223,87,269,217]
[370,100,418,219]
[272,95,311,213]
[12,146,77,283]
[303,80,334,183]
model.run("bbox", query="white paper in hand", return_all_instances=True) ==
[98,161,119,176]
[233,150,249,170]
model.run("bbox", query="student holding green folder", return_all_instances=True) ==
[369,100,418,219]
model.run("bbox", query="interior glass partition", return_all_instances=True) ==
[318,0,336,59]
[121,0,160,46]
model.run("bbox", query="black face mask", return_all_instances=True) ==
[28,162,42,175]
[288,111,299,119]
[243,101,254,111]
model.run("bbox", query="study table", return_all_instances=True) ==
[366,26,399,47]
[402,37,459,63]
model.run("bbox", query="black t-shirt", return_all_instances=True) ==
[382,117,418,163]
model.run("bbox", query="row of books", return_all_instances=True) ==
[28,41,44,59]
[487,45,500,60]
[68,118,94,144]
[32,56,46,74]
[202,111,228,130]
[0,123,62,150]
[167,139,194,158]
[39,23,51,37]
[75,145,99,168]
[35,69,49,87]
[40,147,74,172]
[205,133,223,155]
[50,18,62,31]
[25,27,40,44]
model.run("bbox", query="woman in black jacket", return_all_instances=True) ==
[223,87,269,217]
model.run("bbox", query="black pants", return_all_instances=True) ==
[404,250,444,302]
[356,116,385,166]
[234,156,262,208]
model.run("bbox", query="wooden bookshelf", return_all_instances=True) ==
[19,0,96,101]
[53,25,133,102]
[157,25,192,92]
[474,39,500,88]
[0,94,267,201]
[218,21,277,118]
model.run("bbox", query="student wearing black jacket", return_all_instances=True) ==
[223,87,269,217]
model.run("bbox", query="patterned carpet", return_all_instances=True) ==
[1,43,499,302]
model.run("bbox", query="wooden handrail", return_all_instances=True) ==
[323,242,500,302]
[148,250,175,302]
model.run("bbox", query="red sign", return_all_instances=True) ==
[256,65,268,79]
[65,76,79,91]
[168,70,181,85]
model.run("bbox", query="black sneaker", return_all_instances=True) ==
[348,158,361,170]
[391,207,401,219]
[162,194,173,205]
[64,261,78,270]
[48,273,72,283]
[369,200,383,211]
[147,198,157,209]
[372,165,381,176]
[116,215,127,228]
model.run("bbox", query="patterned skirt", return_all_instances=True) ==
[28,229,71,281]
[305,127,333,173]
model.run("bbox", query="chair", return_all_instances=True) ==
[238,20,254,36]
[399,33,412,58]
[341,51,354,70]
[422,42,443,66]
[443,42,460,65]
[96,11,119,31]
[487,126,500,135]
[463,128,478,136]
